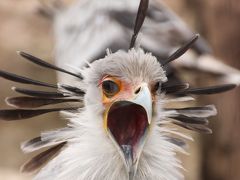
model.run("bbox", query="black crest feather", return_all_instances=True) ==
[162,34,199,66]
[12,87,67,98]
[129,0,149,48]
[22,137,48,150]
[175,84,236,95]
[167,137,187,148]
[6,96,81,108]
[21,142,66,173]
[0,70,57,88]
[173,121,212,134]
[162,83,189,94]
[0,107,78,121]
[59,84,85,96]
[169,114,209,125]
[18,51,83,80]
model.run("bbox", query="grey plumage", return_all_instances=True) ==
[0,0,238,179]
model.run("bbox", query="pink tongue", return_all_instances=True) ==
[107,101,148,147]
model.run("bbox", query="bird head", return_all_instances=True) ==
[0,0,237,179]
[83,49,167,178]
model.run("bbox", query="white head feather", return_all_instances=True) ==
[33,49,187,180]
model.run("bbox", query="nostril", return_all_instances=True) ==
[134,87,141,94]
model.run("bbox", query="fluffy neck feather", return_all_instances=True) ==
[34,101,185,180]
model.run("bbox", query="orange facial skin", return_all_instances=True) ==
[99,75,132,106]
[100,75,158,132]
[99,75,158,106]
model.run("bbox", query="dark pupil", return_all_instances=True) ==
[153,82,160,92]
[102,80,119,95]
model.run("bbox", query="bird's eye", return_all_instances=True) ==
[152,82,161,92]
[102,80,120,97]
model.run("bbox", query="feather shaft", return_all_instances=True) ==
[129,0,149,48]
[6,96,81,108]
[162,34,199,66]
[18,51,83,79]
[0,70,57,88]
[21,142,66,173]
[0,107,79,121]
[175,84,236,95]
[12,87,67,98]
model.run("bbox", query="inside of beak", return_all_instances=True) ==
[106,101,150,178]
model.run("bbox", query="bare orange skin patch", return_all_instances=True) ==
[100,75,136,131]
[99,75,159,131]
[99,75,159,106]
[99,76,132,105]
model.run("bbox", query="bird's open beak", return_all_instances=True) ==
[104,84,152,180]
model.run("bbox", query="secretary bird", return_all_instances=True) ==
[0,0,238,179]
